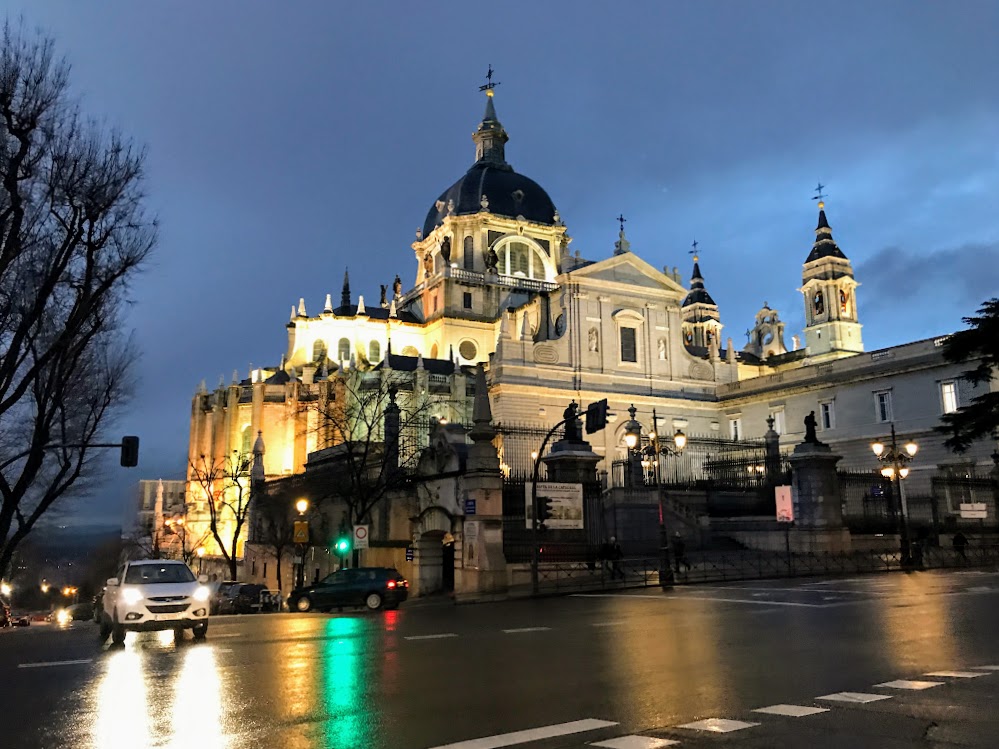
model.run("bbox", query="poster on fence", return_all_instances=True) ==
[775,485,794,523]
[525,482,584,529]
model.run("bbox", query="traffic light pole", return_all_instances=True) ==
[530,415,574,595]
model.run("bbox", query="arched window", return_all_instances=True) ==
[430,343,439,359]
[241,425,253,455]
[494,238,552,280]
[840,289,849,316]
[312,340,327,362]
[463,236,474,270]
[368,341,381,362]
[813,290,824,315]
[337,338,350,361]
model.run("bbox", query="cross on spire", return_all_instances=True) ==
[812,182,826,202]
[689,239,700,262]
[478,65,500,94]
[617,214,627,233]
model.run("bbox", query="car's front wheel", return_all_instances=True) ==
[365,592,383,611]
[110,613,125,646]
[295,596,313,613]
[98,615,111,642]
[192,621,208,640]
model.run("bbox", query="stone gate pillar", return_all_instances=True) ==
[788,411,851,552]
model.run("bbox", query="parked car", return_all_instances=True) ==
[288,567,408,612]
[217,583,273,615]
[209,581,239,615]
[101,559,210,644]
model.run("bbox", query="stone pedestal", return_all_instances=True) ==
[789,439,852,552]
[542,438,601,484]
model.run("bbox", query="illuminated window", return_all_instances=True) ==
[941,381,958,414]
[368,341,381,362]
[338,338,350,361]
[729,417,742,441]
[241,425,253,455]
[619,327,637,362]
[312,340,327,361]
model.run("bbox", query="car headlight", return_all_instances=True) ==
[121,587,143,605]
[193,586,211,602]
[56,609,71,625]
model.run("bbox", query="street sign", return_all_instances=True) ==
[353,524,369,549]
[293,520,309,544]
[960,503,988,519]
[464,498,476,515]
[405,546,414,562]
[775,485,794,523]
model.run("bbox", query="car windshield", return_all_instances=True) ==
[124,564,195,585]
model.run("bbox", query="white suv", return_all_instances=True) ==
[101,559,210,644]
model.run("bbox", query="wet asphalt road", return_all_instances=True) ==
[2,569,999,749]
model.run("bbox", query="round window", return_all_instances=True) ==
[459,340,477,360]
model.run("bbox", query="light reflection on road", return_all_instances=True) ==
[92,649,151,749]
[323,617,371,749]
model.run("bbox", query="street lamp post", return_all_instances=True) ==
[295,499,310,589]
[624,405,686,590]
[872,425,918,568]
[195,546,205,575]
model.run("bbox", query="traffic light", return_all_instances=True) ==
[537,496,553,527]
[585,399,609,435]
[334,534,351,556]
[120,436,139,467]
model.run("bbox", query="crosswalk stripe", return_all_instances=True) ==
[816,692,892,704]
[677,718,759,733]
[405,633,459,640]
[591,737,680,748]
[753,704,829,717]
[925,671,988,678]
[426,718,617,749]
[875,680,943,690]
[972,665,999,670]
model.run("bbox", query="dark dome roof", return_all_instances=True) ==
[422,162,557,238]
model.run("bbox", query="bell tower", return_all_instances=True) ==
[681,248,723,350]
[800,198,863,359]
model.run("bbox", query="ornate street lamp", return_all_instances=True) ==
[295,498,311,588]
[871,425,918,567]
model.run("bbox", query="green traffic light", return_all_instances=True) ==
[335,538,350,554]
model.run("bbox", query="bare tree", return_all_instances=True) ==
[251,488,296,593]
[188,451,253,580]
[0,23,156,580]
[300,370,456,564]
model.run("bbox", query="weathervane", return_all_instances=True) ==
[689,239,700,261]
[812,182,827,202]
[616,213,627,233]
[479,65,500,94]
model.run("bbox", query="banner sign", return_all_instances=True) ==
[525,482,584,529]
[775,485,794,523]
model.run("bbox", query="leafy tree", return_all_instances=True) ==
[937,298,999,452]
[0,23,155,580]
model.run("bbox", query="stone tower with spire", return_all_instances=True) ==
[681,252,723,350]
[800,201,863,359]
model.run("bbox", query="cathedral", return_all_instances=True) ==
[184,84,994,568]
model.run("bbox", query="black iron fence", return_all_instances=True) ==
[519,543,999,594]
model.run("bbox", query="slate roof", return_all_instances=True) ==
[682,261,717,307]
[806,208,848,262]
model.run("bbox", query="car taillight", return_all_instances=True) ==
[386,580,396,588]
[402,579,408,588]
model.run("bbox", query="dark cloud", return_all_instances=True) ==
[6,0,997,523]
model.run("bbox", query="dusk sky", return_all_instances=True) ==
[7,1,998,526]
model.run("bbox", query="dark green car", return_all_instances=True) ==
[289,567,408,612]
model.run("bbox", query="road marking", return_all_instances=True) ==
[591,621,626,627]
[972,665,999,670]
[573,593,826,608]
[817,692,892,704]
[211,633,242,638]
[925,671,988,678]
[214,647,233,653]
[753,704,829,717]
[405,633,459,641]
[427,718,618,749]
[18,659,93,669]
[875,680,943,690]
[502,627,551,634]
[591,737,679,748]
[677,718,759,733]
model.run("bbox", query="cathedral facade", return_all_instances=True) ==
[184,86,996,565]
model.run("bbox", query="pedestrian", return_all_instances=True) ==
[610,536,625,580]
[672,532,691,573]
[953,531,968,561]
[599,538,613,576]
